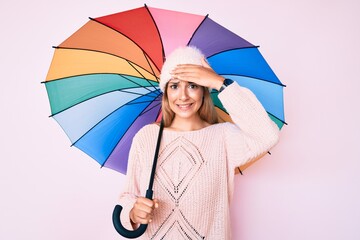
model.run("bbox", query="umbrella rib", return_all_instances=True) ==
[143,50,159,80]
[117,73,157,94]
[139,102,161,116]
[206,46,260,58]
[125,60,160,93]
[220,74,286,87]
[43,72,154,85]
[52,46,157,80]
[89,17,162,73]
[266,111,287,125]
[71,90,159,147]
[187,14,209,46]
[141,5,165,96]
[145,4,166,64]
[185,16,259,54]
[48,86,156,117]
[101,93,161,168]
[142,50,162,96]
[118,89,158,98]
[126,99,161,106]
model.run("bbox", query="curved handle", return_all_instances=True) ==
[112,205,147,239]
[112,190,153,238]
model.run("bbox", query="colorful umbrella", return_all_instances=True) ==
[44,5,285,175]
[44,5,286,238]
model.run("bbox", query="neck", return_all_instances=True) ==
[169,115,210,132]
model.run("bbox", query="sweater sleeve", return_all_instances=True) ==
[117,133,142,230]
[218,82,280,169]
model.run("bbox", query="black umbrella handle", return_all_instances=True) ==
[112,190,153,238]
[112,120,164,238]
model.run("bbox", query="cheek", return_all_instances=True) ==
[166,91,177,102]
[189,89,204,102]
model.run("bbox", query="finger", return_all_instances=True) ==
[175,71,199,78]
[137,210,152,219]
[153,199,159,209]
[173,74,199,83]
[135,215,152,224]
[135,207,155,223]
[172,65,202,74]
[137,197,156,208]
[132,208,152,224]
[135,203,154,214]
[174,63,201,68]
[131,208,149,225]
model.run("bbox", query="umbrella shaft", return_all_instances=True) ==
[146,120,164,193]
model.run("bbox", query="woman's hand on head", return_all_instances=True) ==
[130,197,159,226]
[171,58,224,90]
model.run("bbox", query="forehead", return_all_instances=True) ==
[168,79,192,84]
[168,79,181,83]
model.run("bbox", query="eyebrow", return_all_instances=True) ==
[168,80,180,84]
[168,80,196,85]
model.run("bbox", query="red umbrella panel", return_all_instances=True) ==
[44,5,285,174]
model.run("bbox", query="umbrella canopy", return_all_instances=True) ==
[44,5,285,174]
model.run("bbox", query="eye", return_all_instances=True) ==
[188,83,199,89]
[168,83,178,89]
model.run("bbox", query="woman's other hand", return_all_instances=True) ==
[171,58,224,90]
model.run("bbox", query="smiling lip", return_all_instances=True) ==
[176,103,193,110]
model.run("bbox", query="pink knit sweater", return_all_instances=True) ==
[118,83,280,239]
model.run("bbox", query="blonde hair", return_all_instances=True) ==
[161,84,219,127]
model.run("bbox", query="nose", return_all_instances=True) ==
[179,85,189,101]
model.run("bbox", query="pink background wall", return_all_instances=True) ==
[1,0,359,239]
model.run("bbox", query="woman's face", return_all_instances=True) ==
[166,79,204,121]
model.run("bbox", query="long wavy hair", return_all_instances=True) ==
[161,84,219,127]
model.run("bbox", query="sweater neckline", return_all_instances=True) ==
[153,122,222,134]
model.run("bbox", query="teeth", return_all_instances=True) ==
[178,104,191,109]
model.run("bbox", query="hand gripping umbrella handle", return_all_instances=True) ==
[112,189,153,238]
[112,120,164,238]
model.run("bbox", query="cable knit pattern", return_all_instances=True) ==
[118,83,280,239]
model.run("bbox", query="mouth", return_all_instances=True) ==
[176,103,193,110]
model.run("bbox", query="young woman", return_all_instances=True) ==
[118,46,280,239]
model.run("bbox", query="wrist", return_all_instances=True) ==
[218,78,234,92]
[214,77,225,91]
